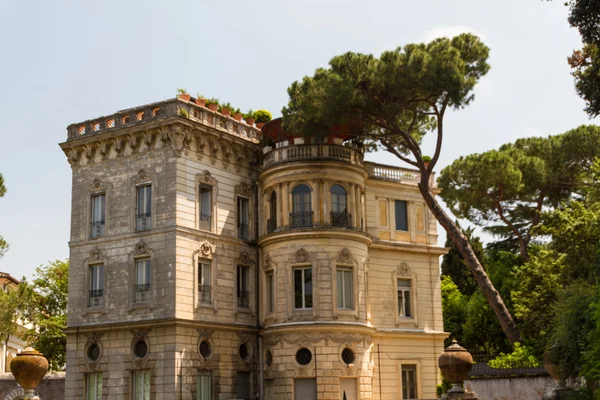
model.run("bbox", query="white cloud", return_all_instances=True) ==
[27,222,42,229]
[421,25,486,42]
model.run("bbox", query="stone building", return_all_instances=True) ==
[59,96,448,400]
[0,272,27,374]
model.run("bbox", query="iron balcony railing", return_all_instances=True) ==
[331,211,352,228]
[290,211,314,228]
[238,223,249,240]
[237,290,249,308]
[89,289,104,307]
[198,284,211,304]
[136,213,152,231]
[267,218,277,234]
[91,221,105,238]
[134,283,151,302]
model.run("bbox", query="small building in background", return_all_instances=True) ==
[0,272,27,373]
[59,96,448,400]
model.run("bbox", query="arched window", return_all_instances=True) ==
[291,184,312,228]
[331,184,350,227]
[268,191,277,233]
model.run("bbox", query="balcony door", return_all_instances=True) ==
[291,184,312,228]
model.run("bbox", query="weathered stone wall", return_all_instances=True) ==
[0,372,65,400]
[464,376,555,400]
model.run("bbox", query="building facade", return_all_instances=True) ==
[60,97,448,400]
[0,272,27,374]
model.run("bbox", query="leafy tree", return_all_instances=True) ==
[0,173,7,258]
[281,33,521,343]
[441,276,468,346]
[441,222,483,297]
[439,126,600,262]
[0,287,21,343]
[488,343,541,368]
[19,260,69,370]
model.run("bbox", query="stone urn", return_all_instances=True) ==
[10,347,49,399]
[439,340,473,394]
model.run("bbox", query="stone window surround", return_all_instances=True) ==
[392,263,419,327]
[288,260,319,319]
[233,251,256,318]
[193,242,218,313]
[262,257,277,323]
[130,169,157,233]
[376,197,429,242]
[85,178,111,240]
[82,248,108,316]
[331,259,360,320]
[85,372,103,400]
[130,370,152,399]
[195,171,218,234]
[235,182,255,241]
[337,342,359,368]
[128,242,156,310]
[397,360,422,400]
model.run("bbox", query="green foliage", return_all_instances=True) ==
[463,290,510,354]
[422,155,432,162]
[205,98,219,107]
[436,377,452,397]
[0,173,7,259]
[254,109,272,124]
[231,108,242,116]
[178,108,189,118]
[441,276,468,346]
[195,93,205,100]
[244,109,255,120]
[0,287,21,340]
[219,102,232,111]
[176,88,188,95]
[0,173,5,198]
[19,260,69,370]
[488,343,541,368]
[441,223,484,296]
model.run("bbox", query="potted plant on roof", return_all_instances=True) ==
[195,94,206,107]
[219,102,232,117]
[254,109,272,129]
[232,108,243,122]
[206,98,219,112]
[244,109,255,126]
[177,88,191,102]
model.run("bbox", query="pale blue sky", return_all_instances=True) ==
[0,0,595,280]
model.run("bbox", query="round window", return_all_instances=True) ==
[265,350,273,368]
[199,340,211,359]
[239,343,249,361]
[133,339,148,359]
[87,343,100,362]
[341,348,355,365]
[296,347,312,366]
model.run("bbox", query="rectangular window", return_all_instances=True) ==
[89,264,104,307]
[266,271,274,314]
[294,267,313,309]
[135,259,151,303]
[133,371,150,400]
[91,194,106,238]
[198,262,211,304]
[336,268,353,309]
[199,185,212,231]
[136,185,152,231]
[237,265,249,308]
[237,197,250,240]
[196,371,212,400]
[398,279,412,318]
[395,200,408,231]
[401,365,417,400]
[86,372,102,400]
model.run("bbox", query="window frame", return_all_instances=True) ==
[336,267,354,310]
[397,279,412,318]
[290,183,313,228]
[86,372,103,400]
[397,362,421,400]
[132,370,151,400]
[193,243,218,313]
[236,264,250,310]
[266,270,275,316]
[198,184,214,232]
[196,370,212,400]
[293,266,313,310]
[135,184,152,231]
[394,199,409,231]
[88,264,105,308]
[134,258,152,304]
[129,243,155,309]
[237,196,250,240]
[90,192,106,238]
[392,267,418,327]
[198,260,212,305]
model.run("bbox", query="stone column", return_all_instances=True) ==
[276,184,283,229]
[349,184,356,228]
[322,180,330,225]
[355,184,362,230]
[282,182,289,227]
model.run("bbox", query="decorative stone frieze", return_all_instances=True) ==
[293,248,309,263]
[398,261,411,276]
[263,332,372,347]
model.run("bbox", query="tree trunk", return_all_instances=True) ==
[418,178,522,345]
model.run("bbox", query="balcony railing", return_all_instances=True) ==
[263,144,364,168]
[198,284,211,304]
[134,283,151,302]
[136,213,152,231]
[267,218,277,234]
[364,161,435,187]
[237,290,249,308]
[67,98,261,143]
[331,211,352,228]
[89,289,104,307]
[90,221,105,238]
[290,211,314,228]
[238,223,249,240]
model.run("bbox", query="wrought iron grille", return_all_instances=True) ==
[198,284,211,303]
[134,283,151,302]
[237,290,249,308]
[331,211,352,228]
[238,223,249,240]
[89,289,104,306]
[136,213,151,231]
[267,218,277,233]
[290,211,313,228]
[342,348,355,364]
[296,348,312,365]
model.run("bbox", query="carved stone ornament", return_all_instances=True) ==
[131,329,150,339]
[236,182,253,196]
[132,169,150,183]
[338,248,353,264]
[264,254,274,270]
[89,247,102,262]
[294,248,309,263]
[264,332,372,347]
[196,240,215,259]
[135,240,149,256]
[398,262,411,276]
[198,329,214,340]
[198,170,217,185]
[87,332,104,343]
[238,250,255,265]
[162,125,191,157]
[89,178,106,192]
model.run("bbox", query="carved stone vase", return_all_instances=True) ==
[10,347,49,400]
[438,340,474,395]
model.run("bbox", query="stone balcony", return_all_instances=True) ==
[66,98,261,144]
[262,142,364,168]
[364,161,435,187]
